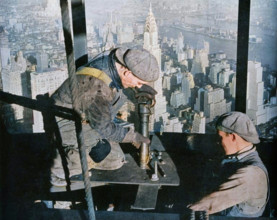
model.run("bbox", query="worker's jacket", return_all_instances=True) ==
[51,50,129,148]
[222,147,269,217]
[192,145,269,217]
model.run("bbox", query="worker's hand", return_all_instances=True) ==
[187,203,209,213]
[135,84,157,100]
[121,127,150,149]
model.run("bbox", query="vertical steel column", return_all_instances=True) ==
[139,99,151,169]
[71,0,88,69]
[235,0,251,113]
[59,1,95,219]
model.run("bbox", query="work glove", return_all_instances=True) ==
[134,84,157,101]
[121,127,150,149]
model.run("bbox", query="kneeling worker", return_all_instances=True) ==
[50,48,159,186]
[188,111,269,217]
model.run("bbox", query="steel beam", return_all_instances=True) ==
[71,0,88,69]
[235,0,251,113]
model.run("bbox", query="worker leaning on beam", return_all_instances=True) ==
[188,111,269,218]
[50,47,159,187]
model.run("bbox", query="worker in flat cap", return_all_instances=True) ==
[188,111,269,217]
[50,48,159,186]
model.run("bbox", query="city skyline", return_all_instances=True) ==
[0,0,276,138]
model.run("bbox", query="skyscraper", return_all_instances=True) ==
[218,68,234,87]
[162,117,183,133]
[31,68,68,132]
[191,112,205,134]
[246,61,267,125]
[143,3,168,131]
[176,32,186,62]
[1,51,28,132]
[209,60,230,84]
[103,26,114,51]
[209,62,222,84]
[246,61,277,126]
[176,32,184,54]
[229,74,236,98]
[194,85,229,123]
[36,52,49,73]
[0,26,10,71]
[143,3,161,69]
[170,90,186,108]
[191,49,209,75]
[181,72,194,105]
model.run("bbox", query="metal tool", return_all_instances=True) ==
[157,151,165,164]
[138,96,152,169]
[150,150,167,179]
[151,161,159,181]
[157,163,166,177]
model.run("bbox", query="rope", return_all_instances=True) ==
[59,0,95,219]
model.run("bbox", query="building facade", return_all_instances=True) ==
[31,68,68,132]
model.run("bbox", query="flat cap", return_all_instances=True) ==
[216,111,260,144]
[115,48,159,82]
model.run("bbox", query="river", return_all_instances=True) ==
[160,26,277,70]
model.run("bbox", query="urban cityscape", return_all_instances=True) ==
[0,0,276,139]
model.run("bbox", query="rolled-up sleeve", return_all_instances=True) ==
[189,166,268,214]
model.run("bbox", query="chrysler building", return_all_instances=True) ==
[143,3,161,69]
[143,3,168,132]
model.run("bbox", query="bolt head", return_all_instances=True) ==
[151,174,159,181]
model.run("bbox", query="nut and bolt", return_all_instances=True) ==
[151,160,159,181]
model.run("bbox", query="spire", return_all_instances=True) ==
[103,25,114,51]
[144,2,157,33]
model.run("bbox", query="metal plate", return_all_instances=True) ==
[131,185,159,210]
[50,181,107,193]
[70,152,179,186]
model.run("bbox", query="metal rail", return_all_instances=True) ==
[0,91,75,120]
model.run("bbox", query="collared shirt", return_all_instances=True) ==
[221,145,256,165]
[84,49,123,90]
[189,146,268,217]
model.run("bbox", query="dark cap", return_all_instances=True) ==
[115,48,159,82]
[216,111,260,144]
